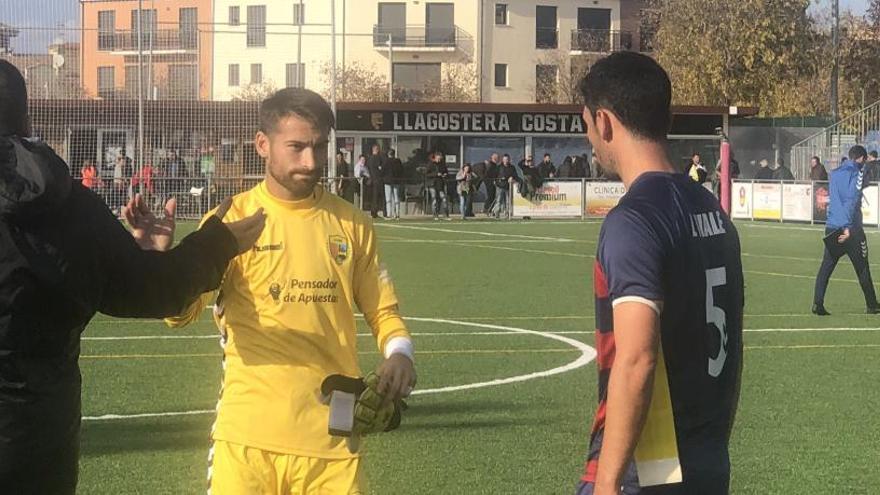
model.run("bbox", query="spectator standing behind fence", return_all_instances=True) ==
[132,161,154,196]
[426,151,450,220]
[457,163,477,220]
[538,153,556,179]
[483,153,500,215]
[866,151,880,181]
[354,154,369,209]
[81,160,102,191]
[810,156,829,181]
[520,156,543,201]
[366,144,386,218]
[754,159,774,180]
[571,154,588,178]
[493,154,517,218]
[772,158,795,181]
[688,153,708,183]
[335,152,355,203]
[558,155,573,178]
[813,145,880,316]
[384,149,404,220]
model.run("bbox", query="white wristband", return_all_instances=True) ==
[384,336,414,362]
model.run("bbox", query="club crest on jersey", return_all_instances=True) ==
[329,235,349,265]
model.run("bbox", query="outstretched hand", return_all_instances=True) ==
[123,194,176,252]
[213,197,267,255]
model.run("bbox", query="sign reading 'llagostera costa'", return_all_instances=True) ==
[338,110,587,134]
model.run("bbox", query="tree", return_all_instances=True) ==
[320,61,388,102]
[232,81,278,102]
[652,0,816,115]
[532,51,590,104]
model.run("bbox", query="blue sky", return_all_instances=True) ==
[0,0,873,52]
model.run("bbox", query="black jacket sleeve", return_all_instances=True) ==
[88,191,238,318]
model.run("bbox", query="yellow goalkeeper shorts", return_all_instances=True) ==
[208,440,365,495]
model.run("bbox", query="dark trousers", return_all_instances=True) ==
[370,179,384,217]
[483,182,496,213]
[814,227,878,308]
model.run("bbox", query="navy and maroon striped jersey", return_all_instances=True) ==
[583,172,744,492]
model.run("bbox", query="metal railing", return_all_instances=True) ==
[791,99,880,179]
[105,29,199,52]
[371,24,467,48]
[570,29,633,53]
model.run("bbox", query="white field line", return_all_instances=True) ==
[83,317,596,420]
[375,223,576,242]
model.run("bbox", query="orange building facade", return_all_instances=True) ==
[80,0,213,100]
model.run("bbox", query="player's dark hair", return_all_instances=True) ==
[0,60,29,137]
[849,145,868,161]
[259,88,335,135]
[578,52,672,142]
[870,151,878,159]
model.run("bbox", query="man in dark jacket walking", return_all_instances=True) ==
[813,145,880,315]
[366,144,386,218]
[0,60,265,494]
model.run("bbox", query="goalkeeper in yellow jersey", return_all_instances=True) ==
[166,88,416,494]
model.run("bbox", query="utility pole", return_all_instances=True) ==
[831,0,840,121]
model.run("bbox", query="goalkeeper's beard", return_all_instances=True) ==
[268,167,320,200]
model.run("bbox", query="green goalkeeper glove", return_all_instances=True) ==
[321,372,404,438]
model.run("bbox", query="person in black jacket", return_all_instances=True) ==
[425,151,450,220]
[492,154,517,218]
[483,153,500,214]
[0,60,266,494]
[366,144,386,218]
[538,153,556,179]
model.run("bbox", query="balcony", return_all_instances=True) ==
[570,29,634,53]
[372,25,468,52]
[102,29,199,54]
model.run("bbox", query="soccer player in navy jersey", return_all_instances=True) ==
[575,52,745,495]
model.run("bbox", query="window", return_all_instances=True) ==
[535,5,557,49]
[286,63,305,88]
[229,6,240,26]
[393,63,441,96]
[293,3,305,25]
[247,5,267,47]
[426,3,454,46]
[251,63,262,84]
[494,63,507,88]
[377,3,406,45]
[124,65,151,98]
[229,64,240,86]
[495,4,508,25]
[168,64,198,100]
[536,64,557,103]
[98,11,115,50]
[98,66,115,99]
[131,9,157,32]
[179,7,198,50]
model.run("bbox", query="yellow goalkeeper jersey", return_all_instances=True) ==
[167,182,409,459]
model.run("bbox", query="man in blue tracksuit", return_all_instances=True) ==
[813,145,880,315]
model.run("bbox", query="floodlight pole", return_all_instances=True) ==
[831,0,840,121]
[136,0,144,194]
[329,0,337,183]
[388,33,393,102]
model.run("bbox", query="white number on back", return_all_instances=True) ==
[706,267,728,378]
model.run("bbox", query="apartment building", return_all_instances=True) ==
[211,1,650,103]
[80,0,214,100]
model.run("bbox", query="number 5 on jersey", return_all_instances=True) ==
[706,267,727,378]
